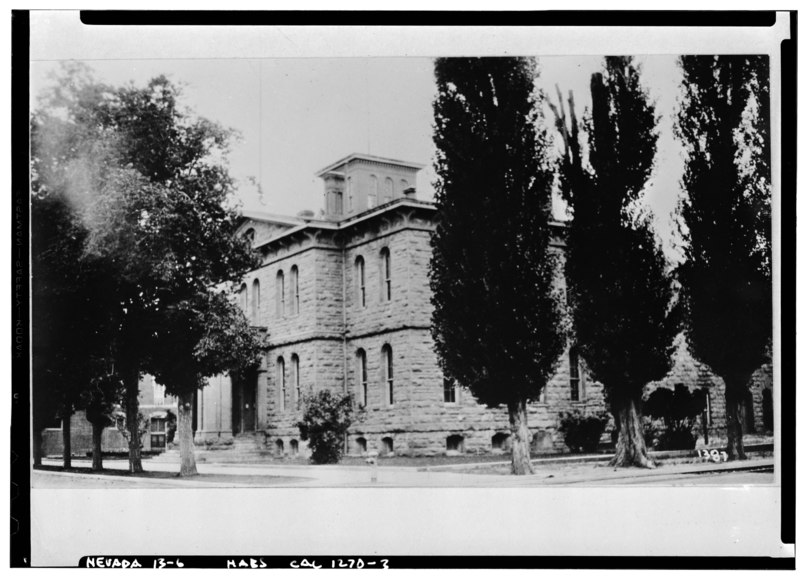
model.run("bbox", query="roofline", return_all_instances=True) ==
[314,153,426,177]
[253,198,437,250]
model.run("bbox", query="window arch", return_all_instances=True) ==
[290,265,299,315]
[291,354,300,409]
[244,228,256,243]
[355,256,366,307]
[277,356,286,412]
[251,279,260,325]
[382,344,394,406]
[380,247,392,302]
[356,348,368,405]
[276,270,285,317]
[569,347,582,402]
[368,175,378,208]
[239,283,248,313]
[383,177,394,203]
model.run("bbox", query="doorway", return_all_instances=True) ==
[232,369,258,435]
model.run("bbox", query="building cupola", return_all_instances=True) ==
[315,153,424,221]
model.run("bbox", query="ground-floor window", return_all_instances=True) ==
[446,434,464,453]
[275,439,284,456]
[290,439,299,457]
[381,436,394,455]
[491,432,509,451]
[356,436,367,454]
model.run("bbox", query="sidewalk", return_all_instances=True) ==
[36,453,774,488]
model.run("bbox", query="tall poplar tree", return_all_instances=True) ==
[676,55,771,460]
[551,56,675,468]
[430,57,566,475]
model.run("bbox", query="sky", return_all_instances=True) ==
[28,12,775,264]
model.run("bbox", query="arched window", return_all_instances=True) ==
[252,279,260,325]
[355,256,366,307]
[383,177,394,203]
[356,349,368,405]
[368,175,378,208]
[239,283,248,313]
[291,354,300,409]
[443,376,456,404]
[446,434,465,453]
[275,439,284,456]
[381,436,394,455]
[356,437,367,454]
[277,356,286,412]
[290,265,299,315]
[244,228,256,243]
[289,439,299,457]
[382,344,394,406]
[569,347,581,402]
[380,247,391,302]
[276,270,285,317]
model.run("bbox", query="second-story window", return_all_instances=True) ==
[355,256,366,307]
[276,270,285,317]
[290,265,299,315]
[252,279,260,325]
[347,177,354,213]
[380,248,391,302]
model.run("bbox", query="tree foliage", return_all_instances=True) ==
[430,57,566,475]
[296,391,359,464]
[31,64,262,472]
[675,55,771,459]
[551,56,676,468]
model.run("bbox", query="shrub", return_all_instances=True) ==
[558,411,610,454]
[643,384,705,450]
[296,390,360,464]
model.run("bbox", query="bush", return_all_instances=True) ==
[643,384,705,450]
[296,390,360,464]
[558,411,609,454]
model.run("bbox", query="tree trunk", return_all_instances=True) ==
[123,370,143,473]
[609,395,654,469]
[724,379,748,460]
[91,421,104,471]
[61,410,71,469]
[33,428,43,467]
[178,391,198,477]
[508,398,533,475]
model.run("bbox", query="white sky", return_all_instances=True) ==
[28,11,782,262]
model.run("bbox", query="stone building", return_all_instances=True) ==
[191,153,773,458]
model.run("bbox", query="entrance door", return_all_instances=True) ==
[232,370,257,434]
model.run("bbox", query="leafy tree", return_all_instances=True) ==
[31,190,119,469]
[430,57,566,475]
[550,57,676,468]
[296,391,359,464]
[675,56,771,460]
[81,371,124,471]
[148,292,263,476]
[31,65,260,473]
